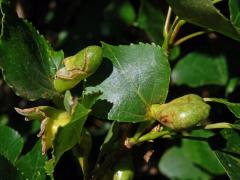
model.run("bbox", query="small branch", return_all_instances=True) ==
[138,130,172,143]
[163,7,172,38]
[204,122,240,130]
[128,121,155,145]
[173,31,207,47]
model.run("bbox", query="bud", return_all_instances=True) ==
[149,94,210,130]
[53,45,103,92]
[15,106,71,154]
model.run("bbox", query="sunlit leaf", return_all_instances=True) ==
[86,42,170,122]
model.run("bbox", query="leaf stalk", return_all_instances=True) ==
[173,31,207,46]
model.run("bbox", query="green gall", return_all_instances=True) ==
[53,45,103,92]
[15,106,71,154]
[113,153,134,180]
[149,94,210,130]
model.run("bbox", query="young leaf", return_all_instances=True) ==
[86,42,170,122]
[159,147,210,179]
[136,0,165,44]
[0,0,63,100]
[172,53,228,87]
[0,125,23,163]
[52,103,90,164]
[45,92,100,174]
[16,141,47,180]
[167,0,240,41]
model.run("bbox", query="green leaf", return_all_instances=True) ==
[45,103,90,175]
[215,152,240,180]
[86,42,170,122]
[220,128,240,154]
[0,125,23,163]
[45,93,100,174]
[182,130,224,175]
[16,141,47,180]
[172,52,228,87]
[229,0,240,28]
[159,147,210,179]
[213,129,240,180]
[167,0,240,41]
[0,1,63,100]
[136,0,165,44]
[0,155,24,180]
[52,103,90,164]
[205,98,240,118]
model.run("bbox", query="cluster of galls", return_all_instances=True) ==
[16,45,103,154]
[16,45,211,155]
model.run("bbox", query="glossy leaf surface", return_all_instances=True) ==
[0,1,63,100]
[86,42,170,122]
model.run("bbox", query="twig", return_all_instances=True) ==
[173,31,207,46]
[163,7,172,38]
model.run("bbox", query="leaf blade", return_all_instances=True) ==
[16,141,47,180]
[159,147,210,179]
[172,53,228,87]
[86,42,170,122]
[0,125,24,163]
[0,1,62,100]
